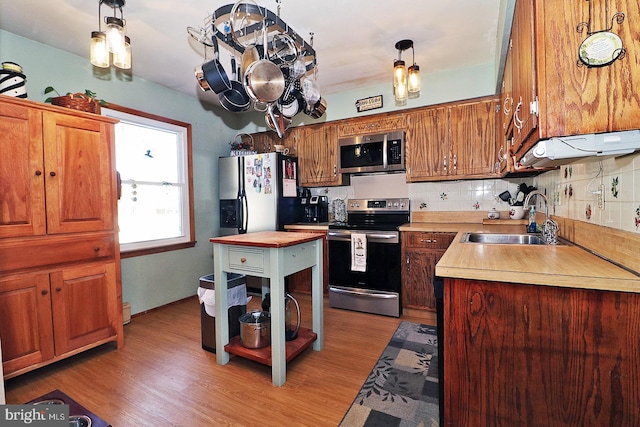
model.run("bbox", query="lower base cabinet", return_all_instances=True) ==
[445,277,640,426]
[0,262,122,378]
[401,232,456,310]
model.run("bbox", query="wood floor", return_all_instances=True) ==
[4,294,435,426]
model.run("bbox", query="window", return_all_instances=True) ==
[103,104,195,257]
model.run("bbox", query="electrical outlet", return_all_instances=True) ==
[597,184,605,209]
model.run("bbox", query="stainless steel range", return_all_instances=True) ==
[327,198,410,317]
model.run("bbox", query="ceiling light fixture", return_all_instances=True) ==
[90,0,131,69]
[393,39,420,106]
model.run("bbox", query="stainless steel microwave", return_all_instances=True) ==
[338,131,405,174]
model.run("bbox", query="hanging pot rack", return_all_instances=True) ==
[191,3,317,75]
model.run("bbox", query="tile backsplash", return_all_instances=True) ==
[312,150,639,234]
[534,151,640,234]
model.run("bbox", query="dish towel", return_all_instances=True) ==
[351,232,367,272]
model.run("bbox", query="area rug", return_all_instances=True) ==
[340,321,440,427]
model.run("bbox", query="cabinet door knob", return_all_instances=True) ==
[49,171,57,177]
[55,287,62,292]
[240,257,247,263]
[41,289,48,296]
[35,170,42,176]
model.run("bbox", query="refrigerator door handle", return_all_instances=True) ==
[238,191,248,234]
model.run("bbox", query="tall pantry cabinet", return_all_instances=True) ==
[0,96,124,379]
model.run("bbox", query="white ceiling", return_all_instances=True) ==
[1,0,509,105]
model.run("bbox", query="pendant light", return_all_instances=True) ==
[90,0,132,69]
[393,39,420,105]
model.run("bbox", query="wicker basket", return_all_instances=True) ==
[51,94,101,114]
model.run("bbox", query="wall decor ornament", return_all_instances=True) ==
[576,0,626,68]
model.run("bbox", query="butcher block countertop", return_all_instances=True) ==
[284,223,330,231]
[399,222,640,293]
[210,231,323,248]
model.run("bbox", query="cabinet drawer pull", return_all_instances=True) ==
[94,246,101,252]
[240,257,247,263]
[419,239,437,243]
[41,290,48,296]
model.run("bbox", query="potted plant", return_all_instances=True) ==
[44,86,107,114]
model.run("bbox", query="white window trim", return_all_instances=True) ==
[103,106,194,255]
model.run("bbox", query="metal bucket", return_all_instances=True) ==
[238,310,271,348]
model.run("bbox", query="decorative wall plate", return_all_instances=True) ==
[578,31,623,67]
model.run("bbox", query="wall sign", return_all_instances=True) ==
[355,95,383,113]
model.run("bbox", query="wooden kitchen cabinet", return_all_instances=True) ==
[507,0,640,162]
[509,0,536,158]
[296,123,348,187]
[0,100,114,238]
[0,262,120,376]
[445,277,640,425]
[405,106,448,180]
[401,231,456,310]
[337,113,407,138]
[250,130,279,153]
[0,97,123,379]
[406,96,498,182]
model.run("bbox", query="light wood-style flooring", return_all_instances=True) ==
[5,294,435,426]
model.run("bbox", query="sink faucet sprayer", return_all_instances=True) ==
[523,190,559,244]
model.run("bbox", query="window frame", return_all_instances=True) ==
[103,103,195,258]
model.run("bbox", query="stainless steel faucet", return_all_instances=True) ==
[523,190,559,244]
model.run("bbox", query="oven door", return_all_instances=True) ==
[327,229,401,317]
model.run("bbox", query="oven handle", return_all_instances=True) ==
[327,230,398,243]
[329,286,398,299]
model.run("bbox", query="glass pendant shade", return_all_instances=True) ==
[395,81,408,106]
[393,59,406,89]
[408,64,421,98]
[106,16,126,54]
[90,31,110,68]
[113,36,131,69]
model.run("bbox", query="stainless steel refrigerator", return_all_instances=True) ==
[219,152,301,236]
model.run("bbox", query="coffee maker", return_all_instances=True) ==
[301,191,329,223]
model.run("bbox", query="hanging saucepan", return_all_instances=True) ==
[243,20,285,104]
[195,36,231,94]
[219,58,251,112]
[305,97,327,119]
[265,103,292,138]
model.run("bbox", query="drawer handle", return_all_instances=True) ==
[240,257,247,263]
[420,239,437,243]
[94,246,101,252]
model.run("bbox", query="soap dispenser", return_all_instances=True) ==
[527,206,537,233]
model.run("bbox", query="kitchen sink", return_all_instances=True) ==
[460,232,553,245]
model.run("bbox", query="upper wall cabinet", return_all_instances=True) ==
[0,100,115,239]
[508,0,640,161]
[406,96,498,182]
[297,123,348,187]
